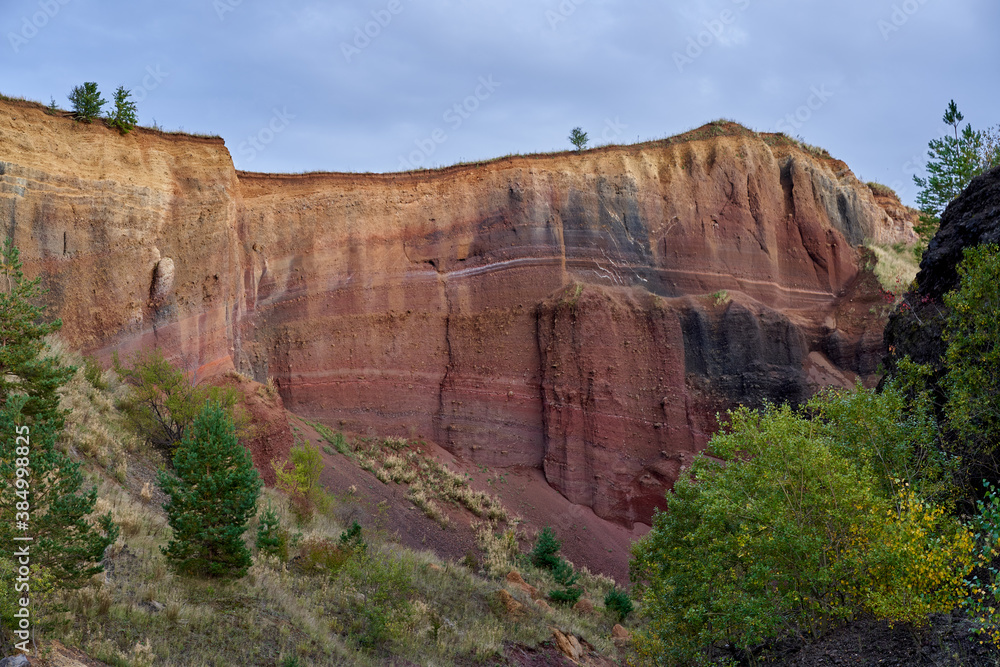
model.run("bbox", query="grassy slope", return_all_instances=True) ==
[30,347,633,666]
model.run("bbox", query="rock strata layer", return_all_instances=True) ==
[0,102,912,525]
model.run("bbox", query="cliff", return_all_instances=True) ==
[0,99,913,525]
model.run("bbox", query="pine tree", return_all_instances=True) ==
[159,402,262,577]
[255,503,285,559]
[0,395,118,585]
[0,240,117,590]
[106,86,137,135]
[0,239,74,422]
[67,82,106,124]
[530,526,562,570]
[913,101,991,241]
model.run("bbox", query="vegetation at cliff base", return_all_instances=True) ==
[158,401,262,578]
[630,243,1000,665]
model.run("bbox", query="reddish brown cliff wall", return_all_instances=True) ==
[0,102,911,525]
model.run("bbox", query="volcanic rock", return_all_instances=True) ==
[884,166,1000,374]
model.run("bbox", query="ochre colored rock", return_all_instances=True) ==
[573,598,595,615]
[552,628,583,661]
[535,598,553,612]
[506,570,540,599]
[0,101,913,525]
[611,624,631,641]
[495,589,525,616]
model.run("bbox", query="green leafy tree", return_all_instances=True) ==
[106,86,137,135]
[158,402,262,577]
[113,348,243,455]
[272,440,323,499]
[913,101,995,242]
[808,382,957,505]
[942,244,1000,481]
[630,402,973,665]
[569,127,589,151]
[67,82,106,123]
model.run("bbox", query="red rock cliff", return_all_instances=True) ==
[0,102,911,525]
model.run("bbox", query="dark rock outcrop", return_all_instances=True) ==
[884,166,1000,373]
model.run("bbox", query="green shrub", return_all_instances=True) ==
[297,537,352,575]
[339,521,366,553]
[549,586,583,605]
[604,588,633,622]
[68,82,106,123]
[630,403,973,665]
[340,552,414,651]
[943,244,1000,481]
[106,85,137,134]
[113,348,244,455]
[530,527,561,570]
[82,355,108,391]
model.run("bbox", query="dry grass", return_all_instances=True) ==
[866,241,921,295]
[350,435,515,527]
[867,181,899,199]
[22,344,631,664]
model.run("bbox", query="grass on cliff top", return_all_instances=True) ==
[26,343,632,666]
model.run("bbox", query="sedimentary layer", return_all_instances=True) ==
[0,101,913,525]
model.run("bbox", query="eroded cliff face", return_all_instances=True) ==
[0,101,911,525]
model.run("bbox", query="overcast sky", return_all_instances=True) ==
[2,0,998,205]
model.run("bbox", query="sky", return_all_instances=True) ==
[2,0,998,206]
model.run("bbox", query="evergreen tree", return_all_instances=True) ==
[0,239,74,422]
[159,402,262,577]
[0,240,117,590]
[106,86,137,135]
[255,503,285,559]
[530,526,562,570]
[913,101,992,241]
[67,82,106,124]
[569,127,589,151]
[0,395,118,585]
